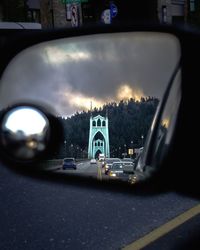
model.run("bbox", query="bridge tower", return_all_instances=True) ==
[88,114,110,159]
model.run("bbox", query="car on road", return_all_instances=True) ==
[122,157,134,162]
[62,158,77,170]
[103,158,121,175]
[122,161,135,174]
[90,158,97,164]
[108,162,129,182]
[98,153,105,161]
[108,162,123,177]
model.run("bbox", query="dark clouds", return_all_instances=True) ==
[0,32,180,116]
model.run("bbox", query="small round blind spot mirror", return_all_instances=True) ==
[0,106,50,161]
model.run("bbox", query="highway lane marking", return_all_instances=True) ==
[97,163,102,181]
[123,203,200,250]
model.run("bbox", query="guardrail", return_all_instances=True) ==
[37,158,88,171]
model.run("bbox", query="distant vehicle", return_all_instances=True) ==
[122,158,134,163]
[62,158,76,170]
[90,159,97,164]
[98,153,105,161]
[0,22,42,29]
[122,162,135,174]
[104,158,121,175]
[108,162,124,177]
[108,162,131,181]
[108,162,123,177]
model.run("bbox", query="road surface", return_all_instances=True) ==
[0,162,199,250]
[56,160,127,182]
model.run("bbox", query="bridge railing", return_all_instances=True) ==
[37,158,88,171]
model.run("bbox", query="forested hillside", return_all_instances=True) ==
[55,97,159,158]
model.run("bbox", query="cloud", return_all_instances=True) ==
[57,83,145,116]
[43,46,91,65]
[62,90,104,111]
[0,32,180,116]
[116,84,145,101]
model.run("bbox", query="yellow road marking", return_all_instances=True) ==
[123,204,200,250]
[97,162,102,180]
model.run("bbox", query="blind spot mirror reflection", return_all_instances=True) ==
[0,106,50,161]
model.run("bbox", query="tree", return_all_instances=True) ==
[54,97,159,159]
[39,0,53,28]
[1,0,28,22]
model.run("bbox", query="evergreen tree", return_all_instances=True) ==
[54,97,159,159]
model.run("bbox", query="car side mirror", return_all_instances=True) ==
[0,29,182,192]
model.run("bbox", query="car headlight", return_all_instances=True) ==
[110,172,116,177]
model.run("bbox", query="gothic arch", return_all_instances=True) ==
[88,115,110,158]
[93,131,105,141]
[97,119,101,127]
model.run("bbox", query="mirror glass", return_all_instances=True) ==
[0,106,50,160]
[0,32,181,183]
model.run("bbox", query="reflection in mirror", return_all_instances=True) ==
[0,106,50,160]
[151,69,182,167]
[0,32,181,184]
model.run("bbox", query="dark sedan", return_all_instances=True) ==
[62,158,77,170]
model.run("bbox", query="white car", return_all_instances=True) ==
[90,159,97,164]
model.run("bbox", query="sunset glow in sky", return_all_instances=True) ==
[0,32,180,116]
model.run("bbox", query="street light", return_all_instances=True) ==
[130,140,134,158]
[70,144,73,157]
[141,135,144,146]
[80,148,83,159]
[118,146,121,158]
[76,146,79,158]
[64,140,67,157]
[124,144,127,157]
[131,140,133,148]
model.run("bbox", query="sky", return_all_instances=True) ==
[0,32,180,117]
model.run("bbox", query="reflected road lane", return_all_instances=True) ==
[56,161,105,180]
[55,161,125,182]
